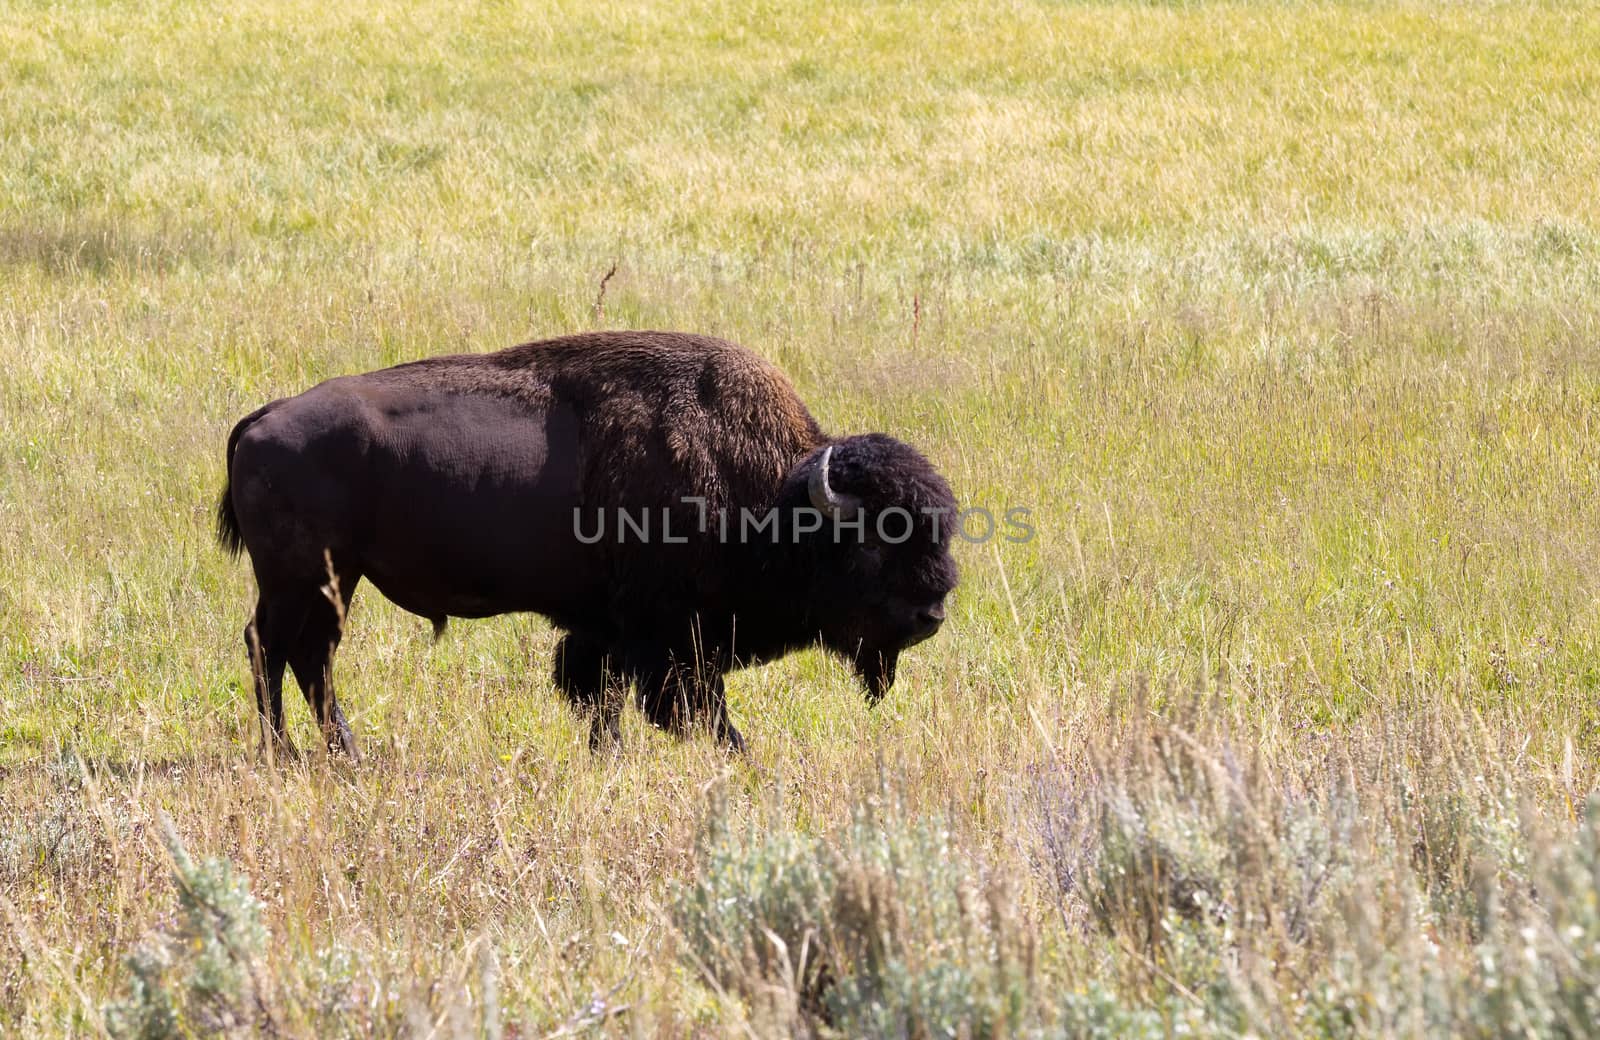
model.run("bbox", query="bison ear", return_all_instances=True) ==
[855,648,898,706]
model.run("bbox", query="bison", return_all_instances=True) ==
[217,331,958,757]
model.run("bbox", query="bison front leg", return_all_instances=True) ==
[553,632,624,751]
[634,651,744,752]
[709,674,745,753]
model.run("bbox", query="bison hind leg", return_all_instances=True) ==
[286,595,360,761]
[245,604,296,761]
[553,632,623,751]
[262,560,362,762]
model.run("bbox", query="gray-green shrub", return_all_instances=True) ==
[105,818,271,1039]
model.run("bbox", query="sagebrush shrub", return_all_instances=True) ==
[0,750,121,884]
[105,817,271,1039]
[675,790,1036,1038]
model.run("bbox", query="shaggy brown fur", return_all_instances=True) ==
[218,331,957,756]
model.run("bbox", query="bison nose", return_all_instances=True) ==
[918,603,946,630]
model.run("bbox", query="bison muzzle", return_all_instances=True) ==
[216,331,958,757]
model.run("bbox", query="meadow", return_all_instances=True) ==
[4,0,1600,1034]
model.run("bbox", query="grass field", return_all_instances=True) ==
[4,0,1600,1035]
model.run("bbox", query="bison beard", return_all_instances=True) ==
[216,331,959,757]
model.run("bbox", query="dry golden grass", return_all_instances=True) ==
[4,0,1600,1035]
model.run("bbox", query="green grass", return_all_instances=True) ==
[3,0,1600,1034]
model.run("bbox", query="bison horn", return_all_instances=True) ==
[808,445,859,516]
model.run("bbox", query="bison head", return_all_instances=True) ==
[775,433,959,703]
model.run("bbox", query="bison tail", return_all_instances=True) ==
[217,485,245,558]
[216,402,276,559]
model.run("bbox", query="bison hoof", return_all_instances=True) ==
[323,726,362,764]
[588,715,623,753]
[258,732,302,764]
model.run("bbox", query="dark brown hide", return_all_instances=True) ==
[218,331,957,755]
